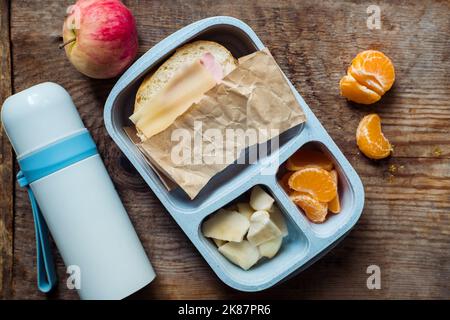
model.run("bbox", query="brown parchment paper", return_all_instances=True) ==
[135,49,306,199]
[123,126,177,191]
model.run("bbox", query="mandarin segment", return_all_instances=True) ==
[288,167,337,202]
[290,192,328,223]
[327,170,341,214]
[339,74,381,104]
[286,147,334,171]
[356,114,392,159]
[340,50,395,104]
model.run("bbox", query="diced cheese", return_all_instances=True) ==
[268,205,288,237]
[237,202,254,221]
[219,240,260,270]
[202,209,250,242]
[247,211,282,246]
[259,237,282,258]
[212,238,227,247]
[249,186,275,211]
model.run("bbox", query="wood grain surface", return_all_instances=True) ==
[1,0,449,299]
[0,0,13,300]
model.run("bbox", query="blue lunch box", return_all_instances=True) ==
[104,16,365,292]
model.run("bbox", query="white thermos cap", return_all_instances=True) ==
[1,82,85,158]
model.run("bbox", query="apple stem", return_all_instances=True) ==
[59,38,76,49]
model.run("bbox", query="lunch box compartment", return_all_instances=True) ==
[276,141,356,238]
[104,16,365,291]
[198,184,309,286]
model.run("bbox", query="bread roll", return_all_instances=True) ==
[134,40,237,112]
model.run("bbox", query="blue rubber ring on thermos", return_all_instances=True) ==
[16,129,98,293]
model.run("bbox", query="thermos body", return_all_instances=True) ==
[1,82,155,299]
[30,154,155,299]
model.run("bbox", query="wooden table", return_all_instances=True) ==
[1,0,449,299]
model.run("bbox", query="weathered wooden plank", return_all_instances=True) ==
[0,0,14,299]
[8,0,450,299]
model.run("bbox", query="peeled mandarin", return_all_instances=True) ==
[290,192,328,223]
[288,167,337,202]
[349,50,395,96]
[339,74,381,104]
[356,114,392,160]
[327,170,341,214]
[340,50,395,104]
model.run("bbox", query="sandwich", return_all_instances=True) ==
[131,40,238,140]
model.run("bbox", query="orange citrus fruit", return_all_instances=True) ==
[286,147,334,171]
[356,114,392,159]
[327,170,340,214]
[340,74,381,104]
[288,167,337,202]
[340,50,395,104]
[349,50,395,96]
[290,192,328,223]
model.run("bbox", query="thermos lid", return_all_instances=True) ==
[1,82,85,158]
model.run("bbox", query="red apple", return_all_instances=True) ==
[62,0,138,79]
